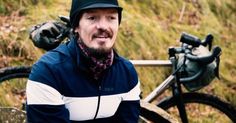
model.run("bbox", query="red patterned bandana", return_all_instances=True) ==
[77,39,114,80]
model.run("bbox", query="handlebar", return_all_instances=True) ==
[171,32,221,66]
[186,46,221,65]
[169,45,221,66]
[169,33,221,83]
[178,46,221,83]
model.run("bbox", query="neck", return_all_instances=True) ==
[76,39,114,80]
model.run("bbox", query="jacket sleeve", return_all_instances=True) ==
[26,61,70,123]
[113,82,141,123]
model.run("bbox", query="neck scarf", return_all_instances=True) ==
[77,39,114,80]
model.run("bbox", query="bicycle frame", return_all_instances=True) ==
[130,59,174,103]
[131,58,189,123]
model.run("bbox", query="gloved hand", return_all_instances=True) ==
[29,21,67,51]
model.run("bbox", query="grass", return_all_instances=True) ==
[119,0,236,105]
[0,0,236,121]
[0,78,27,109]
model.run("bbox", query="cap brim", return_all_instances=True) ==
[81,3,122,11]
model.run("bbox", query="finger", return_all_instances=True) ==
[42,29,54,37]
[55,22,67,30]
[51,27,60,36]
[41,36,52,44]
[40,37,54,50]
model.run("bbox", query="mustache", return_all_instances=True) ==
[92,29,112,38]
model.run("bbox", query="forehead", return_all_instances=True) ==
[83,8,118,15]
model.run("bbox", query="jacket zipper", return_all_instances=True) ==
[93,85,102,119]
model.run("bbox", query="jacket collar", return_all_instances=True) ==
[66,37,120,71]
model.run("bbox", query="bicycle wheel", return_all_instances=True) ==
[0,66,31,82]
[0,66,31,110]
[157,92,236,123]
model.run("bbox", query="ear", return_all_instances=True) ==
[73,27,80,38]
[74,27,79,33]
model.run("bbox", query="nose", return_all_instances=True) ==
[95,17,109,30]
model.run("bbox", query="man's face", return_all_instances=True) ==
[75,8,119,54]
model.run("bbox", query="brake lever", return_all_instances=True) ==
[202,34,213,50]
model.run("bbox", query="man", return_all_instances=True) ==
[26,0,141,122]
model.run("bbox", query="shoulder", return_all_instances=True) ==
[28,41,77,93]
[115,55,138,87]
[38,44,70,65]
[116,56,136,74]
[29,44,71,83]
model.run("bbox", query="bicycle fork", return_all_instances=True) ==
[171,79,188,123]
[170,54,189,123]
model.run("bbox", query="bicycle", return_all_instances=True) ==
[0,16,235,123]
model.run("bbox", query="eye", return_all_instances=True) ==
[108,15,117,21]
[87,16,96,21]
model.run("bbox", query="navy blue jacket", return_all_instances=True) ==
[26,38,140,123]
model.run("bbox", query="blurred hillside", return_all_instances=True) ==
[0,0,235,109]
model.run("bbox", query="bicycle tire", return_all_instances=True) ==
[0,66,31,82]
[157,92,236,123]
[0,66,31,110]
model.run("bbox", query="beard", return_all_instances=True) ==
[77,28,115,57]
[77,38,114,59]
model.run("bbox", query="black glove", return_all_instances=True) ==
[29,21,67,51]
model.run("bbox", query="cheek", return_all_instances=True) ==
[112,26,119,38]
[113,23,119,30]
[75,27,91,40]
